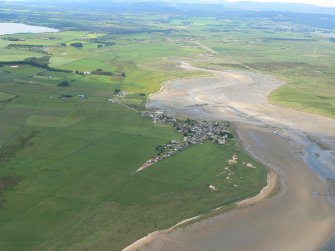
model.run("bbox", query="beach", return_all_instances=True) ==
[125,62,335,251]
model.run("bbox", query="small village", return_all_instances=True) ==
[137,111,234,172]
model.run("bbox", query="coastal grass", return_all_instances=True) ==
[0,92,16,102]
[191,30,335,118]
[6,17,335,118]
[1,9,334,251]
[0,59,267,251]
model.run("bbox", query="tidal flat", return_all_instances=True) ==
[138,63,335,251]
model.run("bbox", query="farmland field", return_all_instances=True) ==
[0,58,266,251]
[0,1,335,250]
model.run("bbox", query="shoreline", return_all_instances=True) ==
[138,125,335,251]
[123,98,279,251]
[136,62,335,251]
[123,162,278,251]
[147,73,211,101]
[237,169,277,207]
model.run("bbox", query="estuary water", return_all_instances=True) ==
[0,23,58,35]
[129,62,335,251]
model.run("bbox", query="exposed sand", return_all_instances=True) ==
[237,168,277,207]
[147,62,335,179]
[126,62,335,251]
[124,162,278,251]
[137,125,335,251]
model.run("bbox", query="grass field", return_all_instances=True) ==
[2,17,334,118]
[186,23,335,118]
[0,92,16,102]
[1,3,334,250]
[0,63,267,250]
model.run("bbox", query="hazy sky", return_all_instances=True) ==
[225,0,335,7]
[4,0,335,8]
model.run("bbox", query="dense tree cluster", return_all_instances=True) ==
[70,42,83,48]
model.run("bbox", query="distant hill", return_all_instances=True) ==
[5,0,335,16]
[157,0,335,15]
[7,0,335,15]
[221,1,335,15]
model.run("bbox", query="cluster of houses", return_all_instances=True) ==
[137,111,233,172]
[107,98,119,104]
[107,90,128,103]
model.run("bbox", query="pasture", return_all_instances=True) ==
[0,63,266,250]
[1,4,334,250]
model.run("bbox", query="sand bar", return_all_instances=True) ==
[127,63,335,251]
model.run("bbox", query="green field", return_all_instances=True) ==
[189,27,335,118]
[0,63,267,250]
[1,1,335,250]
[1,16,334,118]
[0,92,16,101]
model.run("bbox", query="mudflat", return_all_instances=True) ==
[137,63,335,251]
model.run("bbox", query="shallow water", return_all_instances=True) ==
[0,23,58,35]
[303,136,335,181]
[139,125,335,251]
[320,233,335,251]
[140,67,335,251]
